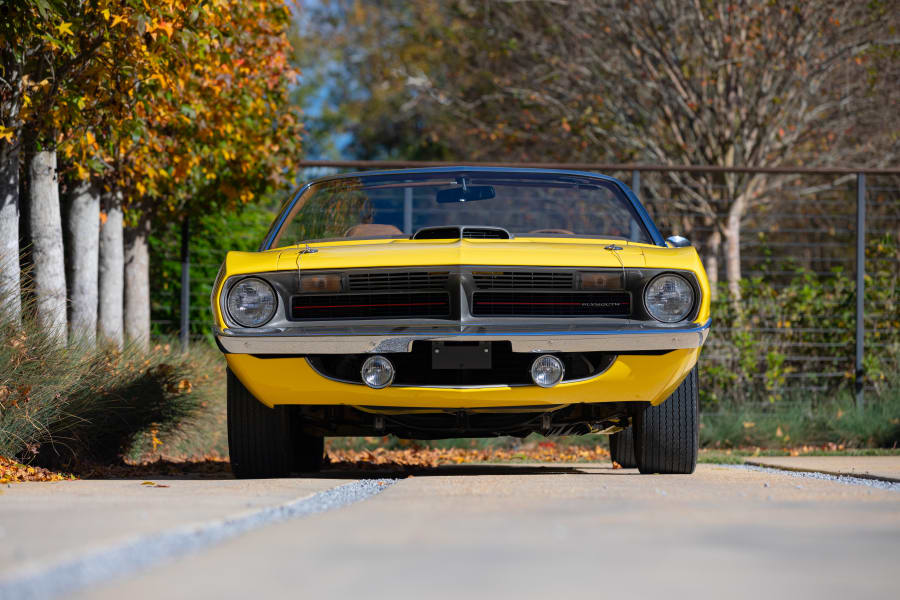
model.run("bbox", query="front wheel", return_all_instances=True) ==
[633,366,699,474]
[227,369,294,478]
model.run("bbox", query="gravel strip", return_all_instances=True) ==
[722,463,900,492]
[0,479,395,600]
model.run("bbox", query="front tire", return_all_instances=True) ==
[633,366,699,474]
[227,369,293,478]
[609,427,637,468]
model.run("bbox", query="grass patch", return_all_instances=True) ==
[125,343,228,463]
[701,391,900,450]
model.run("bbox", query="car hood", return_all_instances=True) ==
[222,237,702,275]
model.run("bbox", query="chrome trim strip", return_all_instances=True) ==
[218,319,710,355]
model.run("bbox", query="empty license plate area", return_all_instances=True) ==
[431,341,492,370]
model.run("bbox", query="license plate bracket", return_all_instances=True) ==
[431,341,492,370]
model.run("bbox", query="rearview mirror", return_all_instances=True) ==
[436,185,495,203]
[666,235,691,248]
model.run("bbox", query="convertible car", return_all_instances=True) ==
[212,167,710,477]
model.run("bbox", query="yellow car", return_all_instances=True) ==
[212,167,710,477]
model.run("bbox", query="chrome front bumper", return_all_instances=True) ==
[216,319,711,354]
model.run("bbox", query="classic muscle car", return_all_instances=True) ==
[212,167,710,477]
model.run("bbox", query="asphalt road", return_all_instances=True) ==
[1,463,898,600]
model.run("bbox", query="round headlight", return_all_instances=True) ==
[226,277,277,328]
[644,274,694,323]
[361,355,395,389]
[531,355,565,388]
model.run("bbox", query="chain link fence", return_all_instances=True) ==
[150,162,899,406]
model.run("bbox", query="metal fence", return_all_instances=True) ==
[152,161,900,405]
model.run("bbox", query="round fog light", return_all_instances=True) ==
[531,355,565,388]
[361,355,395,389]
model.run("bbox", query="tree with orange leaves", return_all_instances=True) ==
[2,1,302,349]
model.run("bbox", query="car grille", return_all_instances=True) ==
[347,271,450,291]
[292,292,451,320]
[288,269,631,320]
[473,271,574,289]
[471,291,631,317]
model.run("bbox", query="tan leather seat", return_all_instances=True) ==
[344,224,405,238]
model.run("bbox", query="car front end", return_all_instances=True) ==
[213,168,710,476]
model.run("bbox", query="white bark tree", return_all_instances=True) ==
[65,178,100,345]
[28,150,67,344]
[124,215,150,350]
[0,143,20,322]
[98,189,124,348]
[0,45,23,323]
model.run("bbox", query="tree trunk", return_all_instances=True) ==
[0,143,21,322]
[98,189,124,348]
[65,178,100,346]
[124,214,150,350]
[28,150,67,345]
[702,226,721,300]
[723,205,743,302]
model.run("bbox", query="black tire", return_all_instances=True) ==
[633,366,699,474]
[292,422,325,473]
[609,427,637,468]
[227,369,293,478]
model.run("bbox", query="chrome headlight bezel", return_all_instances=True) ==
[643,273,695,323]
[225,276,278,328]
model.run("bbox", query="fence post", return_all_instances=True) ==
[631,170,640,197]
[855,173,866,409]
[180,215,190,353]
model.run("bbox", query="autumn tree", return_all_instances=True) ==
[1,1,164,342]
[293,0,460,160]
[61,1,301,349]
[3,0,302,348]
[145,2,300,347]
[299,0,899,298]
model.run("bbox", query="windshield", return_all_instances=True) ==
[269,171,652,247]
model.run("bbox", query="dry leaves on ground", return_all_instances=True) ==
[0,456,74,483]
[79,458,231,479]
[325,443,611,471]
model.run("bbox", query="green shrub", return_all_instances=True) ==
[0,309,218,467]
[701,234,899,406]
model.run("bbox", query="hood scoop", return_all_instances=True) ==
[413,226,512,240]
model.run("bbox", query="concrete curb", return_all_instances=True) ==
[744,460,900,484]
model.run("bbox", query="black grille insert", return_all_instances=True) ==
[292,292,451,320]
[308,342,616,386]
[462,227,509,239]
[347,271,450,291]
[412,226,511,240]
[473,271,575,289]
[471,291,631,317]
